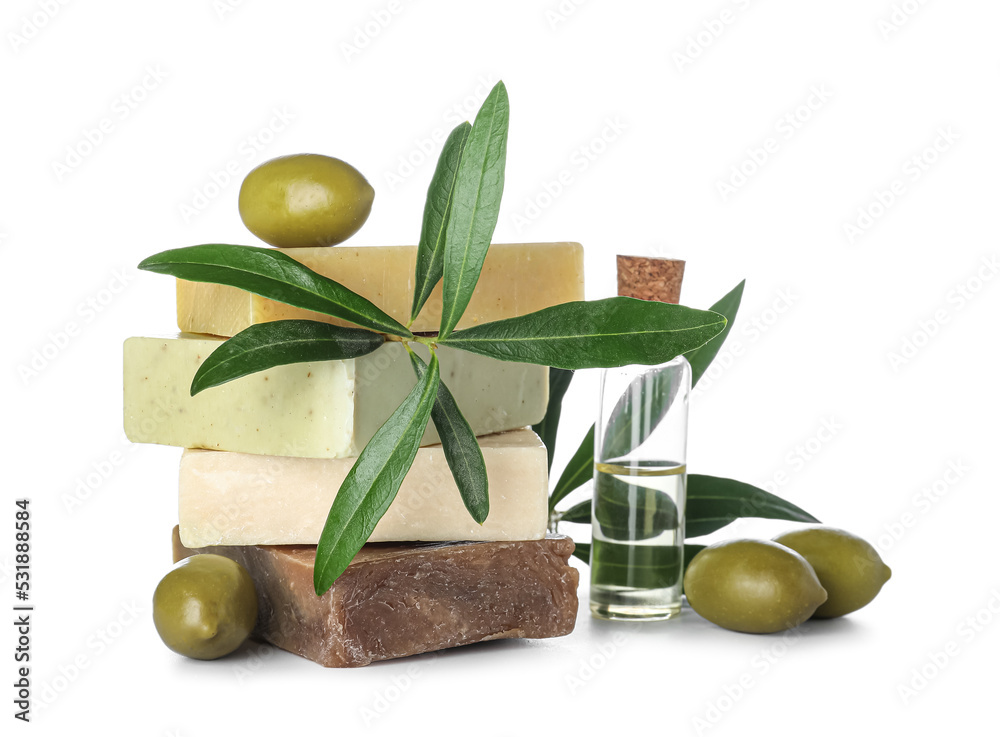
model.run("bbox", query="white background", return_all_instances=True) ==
[4,0,998,734]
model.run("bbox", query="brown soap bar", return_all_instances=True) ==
[172,527,579,667]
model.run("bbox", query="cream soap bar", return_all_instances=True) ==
[177,242,584,337]
[124,335,547,459]
[178,429,548,547]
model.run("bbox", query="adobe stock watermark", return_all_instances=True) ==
[878,0,931,40]
[0,556,14,587]
[886,255,997,372]
[51,65,168,182]
[565,625,637,695]
[842,126,961,245]
[183,486,255,545]
[340,0,409,64]
[755,416,843,497]
[693,627,806,734]
[874,459,969,556]
[716,84,833,201]
[545,0,592,30]
[232,642,277,685]
[383,74,498,192]
[691,287,799,398]
[898,587,1000,705]
[177,106,295,223]
[62,434,149,515]
[351,345,418,391]
[18,267,135,386]
[170,446,283,545]
[510,116,627,234]
[7,0,72,54]
[360,653,438,726]
[672,0,756,71]
[32,601,144,714]
[214,0,249,20]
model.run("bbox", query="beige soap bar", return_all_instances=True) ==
[177,242,585,337]
[124,336,547,459]
[178,429,548,548]
[172,528,579,668]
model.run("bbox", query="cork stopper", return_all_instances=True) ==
[616,255,685,304]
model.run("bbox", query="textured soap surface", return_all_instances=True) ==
[172,528,579,668]
[177,242,585,337]
[124,336,547,459]
[179,429,548,547]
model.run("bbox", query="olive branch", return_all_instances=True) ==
[138,82,730,595]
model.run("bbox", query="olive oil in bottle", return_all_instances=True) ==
[591,355,691,621]
[589,460,686,621]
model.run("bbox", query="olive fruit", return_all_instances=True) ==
[684,540,827,634]
[238,154,374,247]
[773,527,891,618]
[153,554,258,660]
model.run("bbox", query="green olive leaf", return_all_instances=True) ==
[440,298,726,369]
[685,474,820,538]
[532,368,575,472]
[564,473,678,541]
[408,349,489,525]
[138,244,412,338]
[600,366,686,461]
[313,353,440,594]
[590,542,706,593]
[597,280,744,459]
[686,279,745,387]
[571,541,590,565]
[570,542,706,586]
[683,544,706,586]
[548,424,594,512]
[411,122,472,323]
[190,320,385,395]
[439,81,509,339]
[547,281,744,510]
[556,475,820,542]
[558,499,591,525]
[591,540,684,590]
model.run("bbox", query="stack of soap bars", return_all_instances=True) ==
[124,243,583,667]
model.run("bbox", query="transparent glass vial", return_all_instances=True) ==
[590,356,690,621]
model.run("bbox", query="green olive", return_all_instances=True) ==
[238,154,374,247]
[773,527,891,618]
[684,540,827,634]
[152,554,258,660]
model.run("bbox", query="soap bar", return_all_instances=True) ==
[177,242,585,337]
[172,528,579,667]
[124,336,547,459]
[179,429,548,547]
